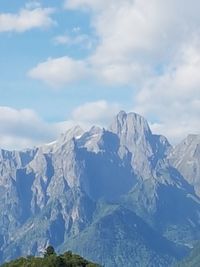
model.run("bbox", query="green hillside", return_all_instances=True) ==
[0,247,100,267]
[60,204,185,267]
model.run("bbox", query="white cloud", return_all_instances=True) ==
[62,0,200,87]
[134,39,200,143]
[28,56,88,87]
[0,107,54,149]
[64,0,105,11]
[53,34,71,45]
[0,101,120,150]
[72,100,121,125]
[64,0,200,85]
[94,63,150,86]
[53,33,94,49]
[0,6,55,33]
[25,1,42,9]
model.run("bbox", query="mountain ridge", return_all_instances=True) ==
[0,111,200,266]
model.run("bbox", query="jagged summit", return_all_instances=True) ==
[109,110,151,138]
[58,125,84,144]
[108,111,170,178]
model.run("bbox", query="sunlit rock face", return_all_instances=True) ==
[109,111,171,179]
[169,134,200,196]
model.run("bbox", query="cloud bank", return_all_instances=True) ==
[28,57,88,87]
[27,0,200,142]
[0,101,120,150]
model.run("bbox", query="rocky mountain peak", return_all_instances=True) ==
[109,111,164,178]
[169,134,200,196]
[109,110,151,139]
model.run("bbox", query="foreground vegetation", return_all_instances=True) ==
[1,246,100,267]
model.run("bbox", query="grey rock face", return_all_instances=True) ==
[169,134,200,196]
[0,111,199,266]
[109,111,171,179]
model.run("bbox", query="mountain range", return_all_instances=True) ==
[0,111,200,266]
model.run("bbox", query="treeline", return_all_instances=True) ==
[1,246,101,267]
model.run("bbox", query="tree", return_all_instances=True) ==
[55,256,65,267]
[44,245,56,257]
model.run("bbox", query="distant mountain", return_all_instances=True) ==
[169,134,200,196]
[0,111,200,266]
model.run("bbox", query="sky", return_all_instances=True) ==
[0,0,200,150]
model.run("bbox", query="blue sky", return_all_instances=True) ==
[0,0,200,149]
